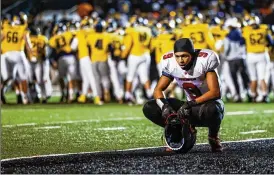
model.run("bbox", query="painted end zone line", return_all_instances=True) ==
[2,137,274,162]
[2,110,274,128]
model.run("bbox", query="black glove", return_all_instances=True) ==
[162,104,176,119]
[178,100,197,118]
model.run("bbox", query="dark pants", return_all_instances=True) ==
[228,59,250,95]
[143,98,225,137]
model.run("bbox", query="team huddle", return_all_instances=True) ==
[1,12,274,105]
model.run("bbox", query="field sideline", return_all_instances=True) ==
[1,103,274,159]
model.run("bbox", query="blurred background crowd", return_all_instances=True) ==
[1,0,274,105]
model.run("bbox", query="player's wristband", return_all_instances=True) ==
[156,98,169,110]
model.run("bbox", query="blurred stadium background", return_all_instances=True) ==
[1,0,274,173]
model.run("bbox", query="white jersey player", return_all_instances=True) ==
[143,38,224,153]
[161,49,221,101]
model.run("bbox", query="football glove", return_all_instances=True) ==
[162,104,176,120]
[178,100,197,118]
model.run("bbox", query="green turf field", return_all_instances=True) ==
[1,102,274,159]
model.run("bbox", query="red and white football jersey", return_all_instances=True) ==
[161,49,221,101]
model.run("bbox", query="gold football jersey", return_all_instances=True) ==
[1,24,28,54]
[30,34,48,60]
[242,25,270,53]
[110,32,123,58]
[182,23,215,50]
[137,26,152,53]
[49,31,74,54]
[86,32,112,62]
[121,26,149,58]
[75,30,89,59]
[152,33,175,64]
[210,25,228,41]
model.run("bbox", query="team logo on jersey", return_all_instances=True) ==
[163,53,173,59]
[198,52,208,58]
[178,78,197,81]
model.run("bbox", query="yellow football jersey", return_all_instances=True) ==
[1,24,28,54]
[210,25,228,52]
[210,25,228,41]
[242,25,270,53]
[137,26,152,53]
[110,33,123,58]
[86,32,112,62]
[152,33,175,64]
[182,23,215,50]
[121,27,149,58]
[30,34,48,60]
[75,30,89,59]
[49,31,74,54]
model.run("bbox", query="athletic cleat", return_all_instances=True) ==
[208,136,223,152]
[77,94,86,103]
[94,96,103,105]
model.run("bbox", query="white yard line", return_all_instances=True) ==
[226,111,255,115]
[263,110,274,114]
[95,127,126,131]
[2,110,274,128]
[35,126,61,130]
[2,137,274,162]
[239,130,267,135]
[2,117,143,128]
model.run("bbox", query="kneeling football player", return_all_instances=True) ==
[143,38,224,153]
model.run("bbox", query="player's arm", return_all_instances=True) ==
[195,51,221,104]
[24,32,33,56]
[195,70,221,104]
[153,75,173,99]
[153,55,177,117]
[154,74,176,117]
[121,33,133,59]
[1,30,5,41]
[266,33,274,46]
[70,36,79,51]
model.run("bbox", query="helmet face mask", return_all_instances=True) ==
[164,114,185,151]
[164,114,197,153]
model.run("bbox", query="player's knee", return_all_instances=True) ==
[203,101,224,124]
[142,100,158,119]
[142,101,152,118]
